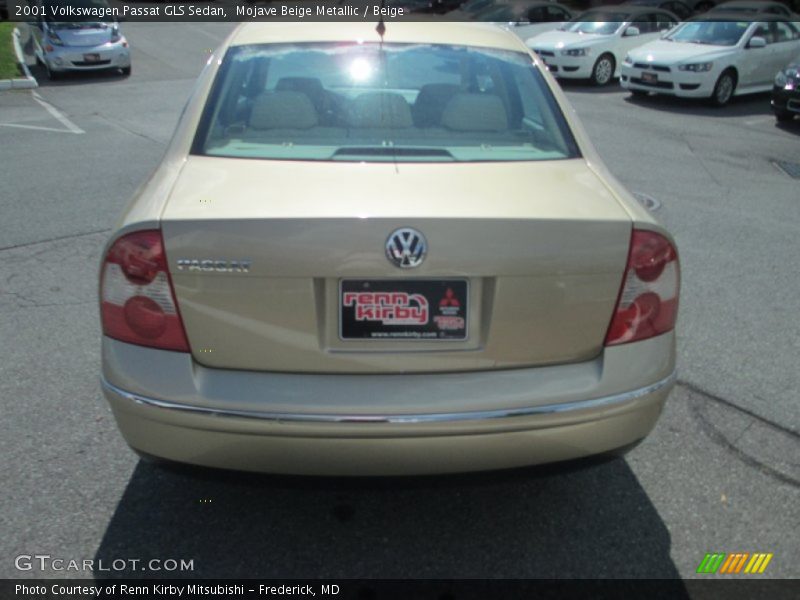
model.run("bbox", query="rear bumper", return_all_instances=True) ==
[101,333,675,475]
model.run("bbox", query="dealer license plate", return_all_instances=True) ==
[340,279,468,341]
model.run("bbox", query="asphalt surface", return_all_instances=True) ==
[1,22,798,582]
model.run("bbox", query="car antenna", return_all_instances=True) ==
[375,0,398,174]
[376,0,386,40]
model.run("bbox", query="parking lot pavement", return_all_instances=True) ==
[1,23,798,580]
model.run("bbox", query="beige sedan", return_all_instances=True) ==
[99,22,679,476]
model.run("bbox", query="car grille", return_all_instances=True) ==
[634,63,671,73]
[630,77,674,90]
[535,50,555,57]
[71,59,112,67]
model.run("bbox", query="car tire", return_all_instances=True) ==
[121,66,131,76]
[709,70,736,107]
[591,54,615,87]
[774,109,794,123]
[45,63,60,81]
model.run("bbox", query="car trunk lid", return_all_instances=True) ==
[160,156,631,373]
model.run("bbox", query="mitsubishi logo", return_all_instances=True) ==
[385,227,427,269]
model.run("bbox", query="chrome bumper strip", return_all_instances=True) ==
[101,371,676,425]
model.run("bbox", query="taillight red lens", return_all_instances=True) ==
[605,229,680,346]
[100,230,190,352]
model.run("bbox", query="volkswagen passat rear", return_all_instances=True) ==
[99,23,679,475]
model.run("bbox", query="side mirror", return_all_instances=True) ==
[747,36,766,48]
[624,26,641,37]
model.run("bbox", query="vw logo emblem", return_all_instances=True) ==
[386,228,427,269]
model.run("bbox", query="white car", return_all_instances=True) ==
[621,15,800,105]
[526,6,680,85]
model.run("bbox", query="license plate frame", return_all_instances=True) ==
[641,71,658,84]
[340,279,469,341]
[83,53,102,63]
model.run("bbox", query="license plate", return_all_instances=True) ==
[340,279,468,341]
[641,71,658,84]
[83,53,102,63]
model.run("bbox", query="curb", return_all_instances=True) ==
[0,27,38,90]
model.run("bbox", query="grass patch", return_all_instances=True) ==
[0,22,22,80]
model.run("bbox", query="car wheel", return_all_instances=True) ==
[710,70,736,107]
[775,109,794,123]
[592,54,615,87]
[121,66,131,76]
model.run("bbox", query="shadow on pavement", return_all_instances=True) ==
[556,79,624,95]
[94,455,688,584]
[28,64,130,88]
[622,90,773,118]
[775,119,800,135]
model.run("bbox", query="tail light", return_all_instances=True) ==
[605,229,680,346]
[100,230,190,352]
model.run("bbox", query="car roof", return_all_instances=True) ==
[626,0,687,5]
[578,5,676,16]
[711,0,783,8]
[691,8,788,18]
[230,22,529,51]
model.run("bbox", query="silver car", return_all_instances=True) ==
[29,0,130,80]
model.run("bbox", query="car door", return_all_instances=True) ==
[771,21,800,69]
[738,22,773,88]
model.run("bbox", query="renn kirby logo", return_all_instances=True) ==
[343,292,429,325]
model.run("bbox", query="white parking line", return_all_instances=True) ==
[0,123,76,133]
[31,91,85,134]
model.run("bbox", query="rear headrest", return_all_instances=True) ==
[249,91,318,130]
[276,77,325,99]
[348,92,413,129]
[441,93,508,132]
[412,83,461,127]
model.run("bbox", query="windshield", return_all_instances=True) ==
[709,5,759,12]
[476,5,522,21]
[194,43,580,163]
[666,21,750,45]
[561,12,629,35]
[463,0,495,13]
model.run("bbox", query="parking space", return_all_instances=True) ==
[1,21,798,581]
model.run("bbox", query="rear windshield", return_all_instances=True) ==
[192,42,580,163]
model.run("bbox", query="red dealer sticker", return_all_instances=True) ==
[340,280,468,341]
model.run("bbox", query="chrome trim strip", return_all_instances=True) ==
[101,371,676,425]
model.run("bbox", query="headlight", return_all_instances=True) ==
[48,31,64,46]
[561,48,588,57]
[678,62,713,72]
[623,54,633,65]
[775,70,787,87]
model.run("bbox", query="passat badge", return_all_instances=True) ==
[386,228,427,269]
